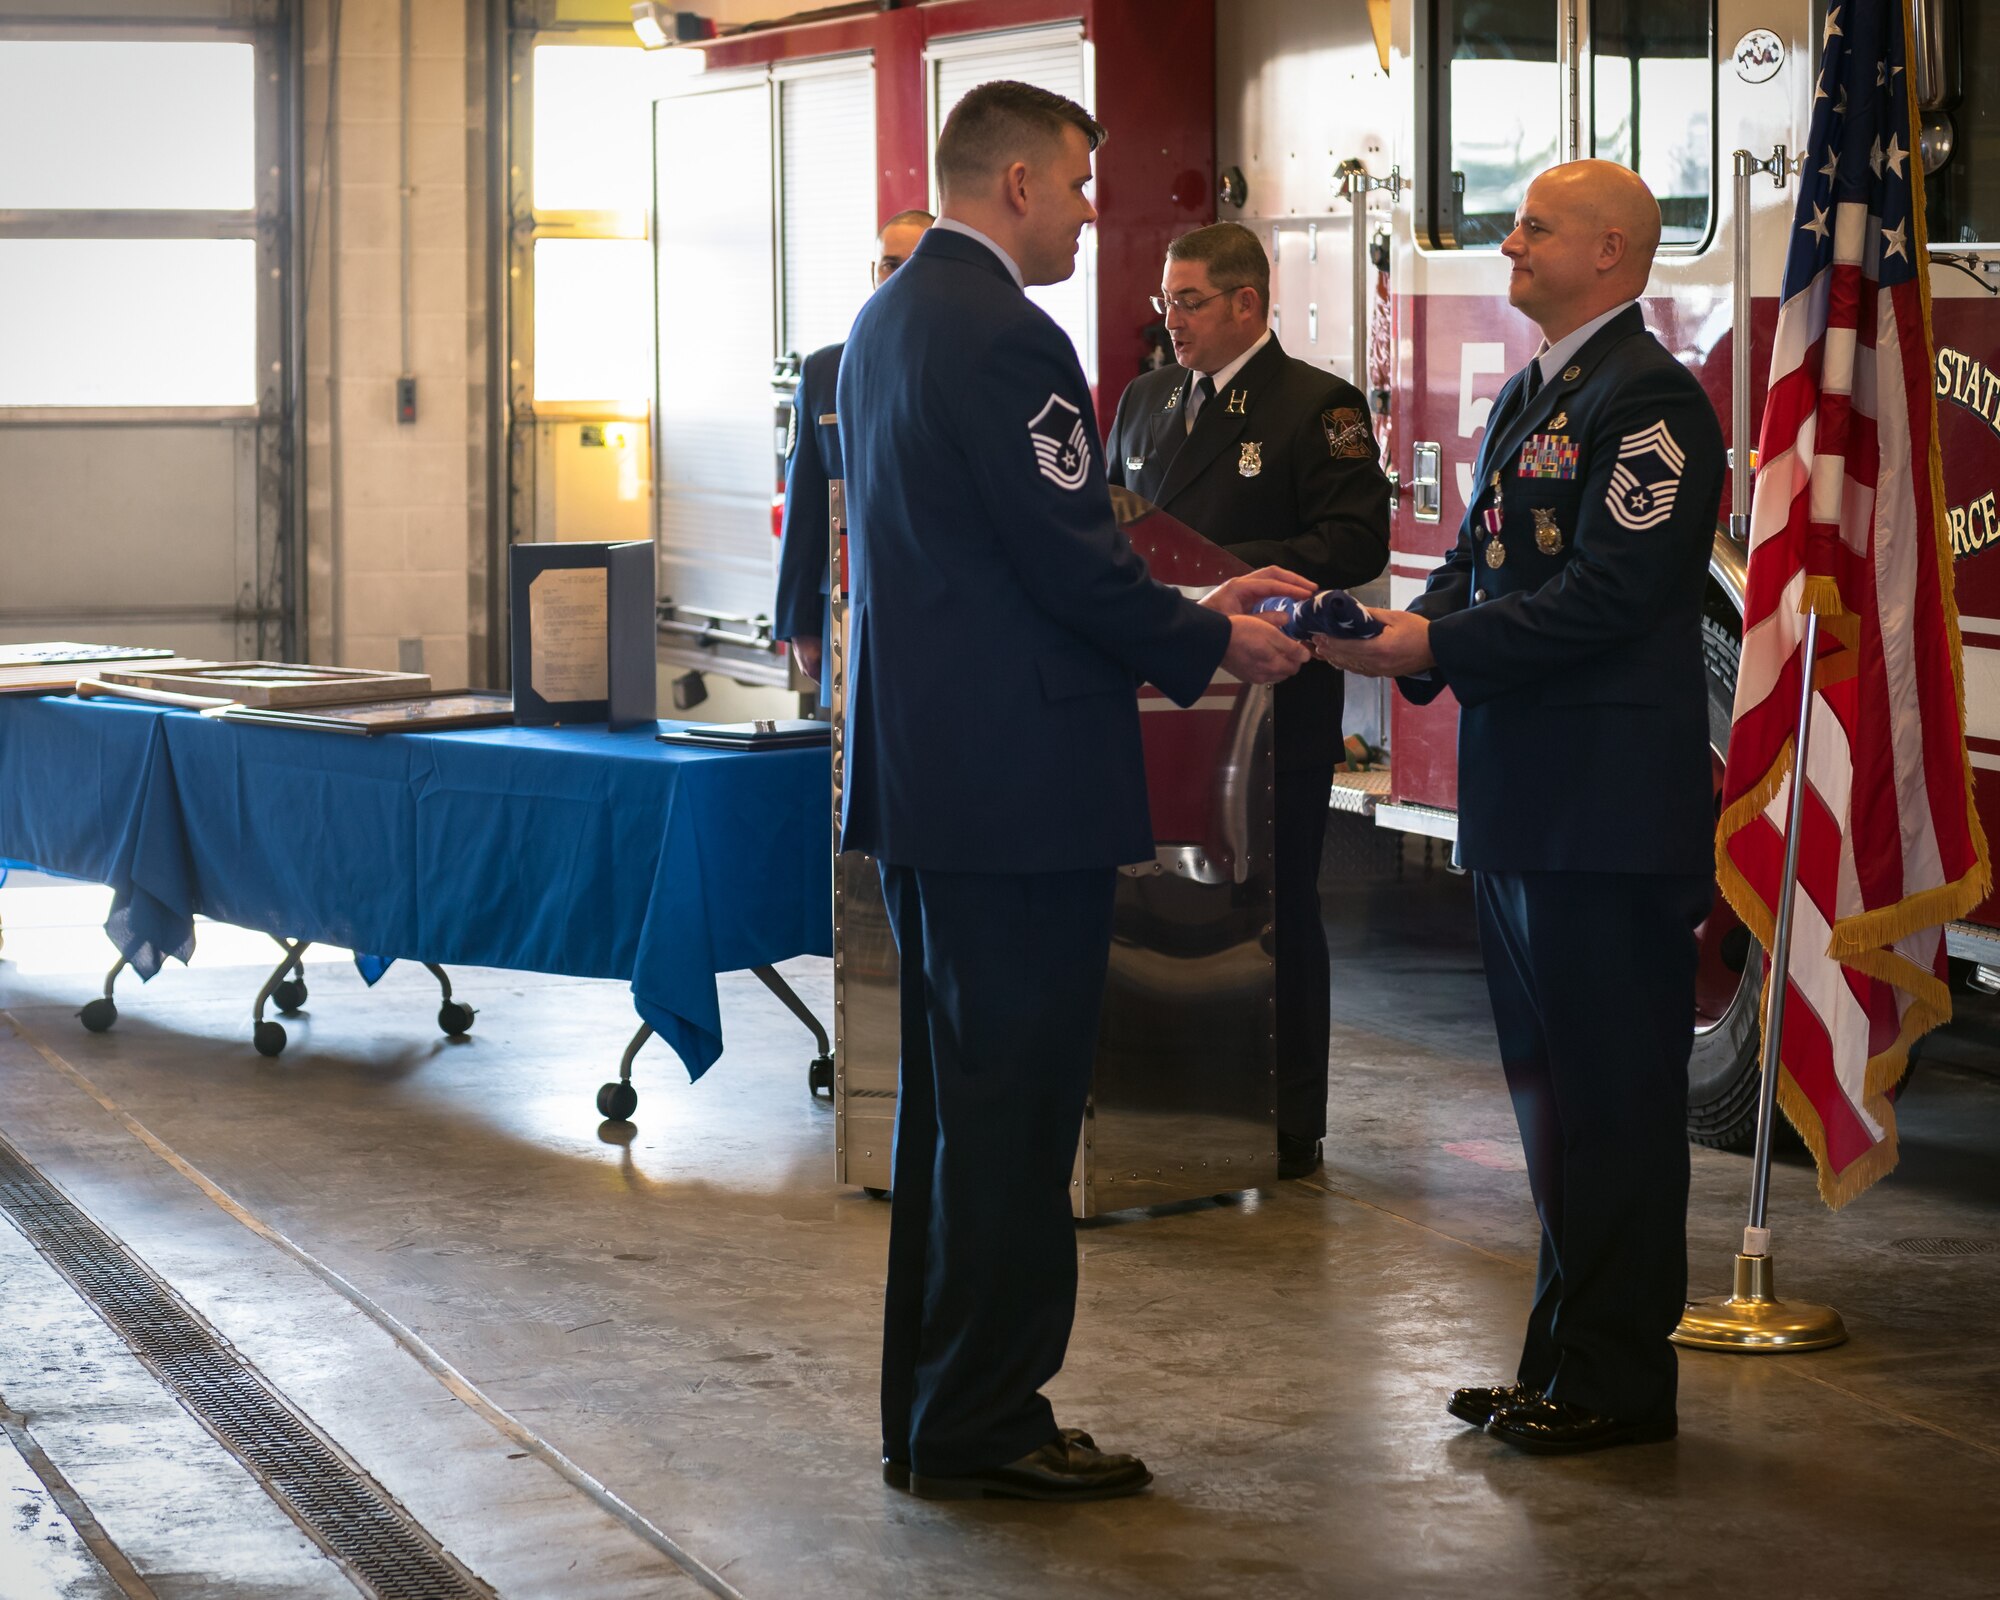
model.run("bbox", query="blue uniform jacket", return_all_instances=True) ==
[837,228,1232,873]
[1400,305,1724,875]
[774,341,841,646]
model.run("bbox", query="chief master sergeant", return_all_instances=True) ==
[1106,221,1391,1179]
[838,79,1312,1503]
[1316,159,1724,1456]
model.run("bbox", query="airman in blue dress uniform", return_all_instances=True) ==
[1319,161,1725,1456]
[838,81,1311,1502]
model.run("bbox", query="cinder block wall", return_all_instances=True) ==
[302,0,490,687]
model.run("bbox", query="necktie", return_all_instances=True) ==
[1185,374,1216,435]
[1490,360,1542,441]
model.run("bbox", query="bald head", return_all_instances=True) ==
[1502,161,1663,340]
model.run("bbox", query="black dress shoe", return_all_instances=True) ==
[907,1434,1150,1502]
[1486,1395,1677,1455]
[1446,1380,1539,1427]
[883,1427,1095,1491]
[1276,1135,1323,1180]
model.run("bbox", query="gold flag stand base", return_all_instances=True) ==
[1673,1248,1847,1352]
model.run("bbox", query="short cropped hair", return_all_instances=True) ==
[935,80,1105,197]
[880,208,935,233]
[1166,223,1271,317]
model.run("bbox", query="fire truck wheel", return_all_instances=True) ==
[1687,608,1764,1151]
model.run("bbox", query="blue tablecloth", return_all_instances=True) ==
[0,695,832,1078]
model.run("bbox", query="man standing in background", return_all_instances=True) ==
[773,209,932,689]
[1107,222,1391,1179]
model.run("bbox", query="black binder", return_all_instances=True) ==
[656,719,831,751]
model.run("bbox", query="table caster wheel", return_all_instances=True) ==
[273,978,308,1014]
[79,998,117,1033]
[863,1187,890,1201]
[808,1055,834,1097]
[438,1001,475,1037]
[253,1020,287,1057]
[596,1080,638,1121]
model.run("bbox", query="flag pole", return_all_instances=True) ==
[1675,607,1847,1353]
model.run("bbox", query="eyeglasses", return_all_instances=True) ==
[1149,286,1241,316]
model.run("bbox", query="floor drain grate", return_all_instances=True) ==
[1890,1236,1996,1258]
[0,1136,491,1600]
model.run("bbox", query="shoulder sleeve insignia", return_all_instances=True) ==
[1605,420,1686,531]
[1322,406,1376,460]
[1027,392,1091,491]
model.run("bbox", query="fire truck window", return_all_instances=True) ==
[1920,1,2000,244]
[1590,0,1714,246]
[1435,1,1562,248]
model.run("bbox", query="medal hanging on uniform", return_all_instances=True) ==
[1482,472,1506,568]
[1533,506,1563,555]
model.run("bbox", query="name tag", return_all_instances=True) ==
[1518,434,1580,480]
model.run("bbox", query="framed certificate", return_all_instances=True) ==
[93,661,430,707]
[509,541,655,729]
[211,691,515,736]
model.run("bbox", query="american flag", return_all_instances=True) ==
[1717,0,1990,1206]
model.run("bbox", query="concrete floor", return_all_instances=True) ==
[3,830,2000,1599]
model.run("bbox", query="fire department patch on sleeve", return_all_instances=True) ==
[1322,406,1375,460]
[1028,392,1091,491]
[1605,420,1686,531]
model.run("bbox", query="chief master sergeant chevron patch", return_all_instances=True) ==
[1605,419,1685,531]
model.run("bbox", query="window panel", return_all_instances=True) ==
[780,68,876,359]
[532,43,658,216]
[932,32,1094,381]
[532,237,654,405]
[1431,1,1561,248]
[1917,0,2000,244]
[1591,0,1714,246]
[0,42,254,211]
[0,239,257,406]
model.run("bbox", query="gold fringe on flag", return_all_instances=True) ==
[1797,573,1847,618]
[1710,2,1994,1208]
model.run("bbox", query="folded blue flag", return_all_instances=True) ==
[1256,589,1384,641]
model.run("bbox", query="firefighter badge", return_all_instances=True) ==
[1239,441,1263,477]
[1533,506,1564,554]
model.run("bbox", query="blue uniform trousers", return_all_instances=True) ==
[1471,868,1709,1421]
[878,862,1117,1476]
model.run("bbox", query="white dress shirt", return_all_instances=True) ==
[931,217,1025,288]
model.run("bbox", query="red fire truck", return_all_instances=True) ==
[1292,0,2000,1148]
[667,0,1998,1148]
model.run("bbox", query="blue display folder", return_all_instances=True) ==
[510,541,655,730]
